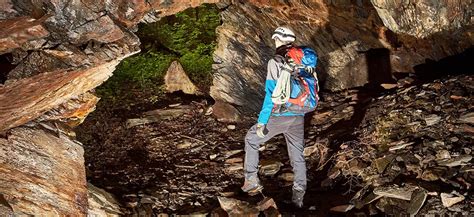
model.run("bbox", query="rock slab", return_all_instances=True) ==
[0,127,87,216]
[164,61,198,95]
[88,183,123,217]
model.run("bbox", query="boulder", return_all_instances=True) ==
[212,101,242,123]
[164,61,198,95]
[0,57,130,132]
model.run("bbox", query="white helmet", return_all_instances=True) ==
[271,26,296,43]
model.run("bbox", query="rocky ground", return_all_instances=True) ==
[326,74,474,216]
[77,73,473,216]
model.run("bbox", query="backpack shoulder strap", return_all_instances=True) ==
[273,54,286,64]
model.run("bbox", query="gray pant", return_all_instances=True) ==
[244,116,307,191]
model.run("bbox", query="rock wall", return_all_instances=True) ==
[0,126,87,215]
[210,0,474,111]
[372,0,473,38]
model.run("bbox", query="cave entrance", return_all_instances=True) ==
[76,4,225,215]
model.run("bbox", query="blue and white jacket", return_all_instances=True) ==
[257,58,304,125]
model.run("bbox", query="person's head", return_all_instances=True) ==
[271,26,296,48]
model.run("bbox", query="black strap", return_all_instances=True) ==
[274,55,285,64]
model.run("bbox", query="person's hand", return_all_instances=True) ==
[256,123,268,138]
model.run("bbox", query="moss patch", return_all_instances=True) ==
[96,4,220,107]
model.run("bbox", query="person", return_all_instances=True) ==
[241,26,308,208]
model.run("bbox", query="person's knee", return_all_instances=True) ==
[245,130,260,149]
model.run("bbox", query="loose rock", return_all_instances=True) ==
[440,192,465,208]
[388,141,415,152]
[407,189,428,216]
[88,183,123,217]
[424,114,441,126]
[217,197,259,216]
[373,185,418,201]
[164,61,198,95]
[259,160,283,176]
[330,204,354,212]
[458,113,474,124]
[278,172,294,182]
[212,101,241,123]
[437,155,472,167]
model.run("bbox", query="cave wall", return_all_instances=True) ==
[0,127,87,215]
[210,0,474,111]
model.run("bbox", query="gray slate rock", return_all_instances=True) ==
[374,185,418,201]
[440,192,465,208]
[424,114,441,126]
[459,112,474,124]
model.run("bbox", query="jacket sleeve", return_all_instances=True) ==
[257,59,280,125]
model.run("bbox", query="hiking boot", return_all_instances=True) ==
[241,177,263,196]
[292,187,305,208]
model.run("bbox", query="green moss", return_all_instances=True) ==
[96,4,220,106]
[96,51,175,104]
[137,3,220,87]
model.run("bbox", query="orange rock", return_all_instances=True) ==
[0,127,87,215]
[0,58,126,132]
[0,16,49,55]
